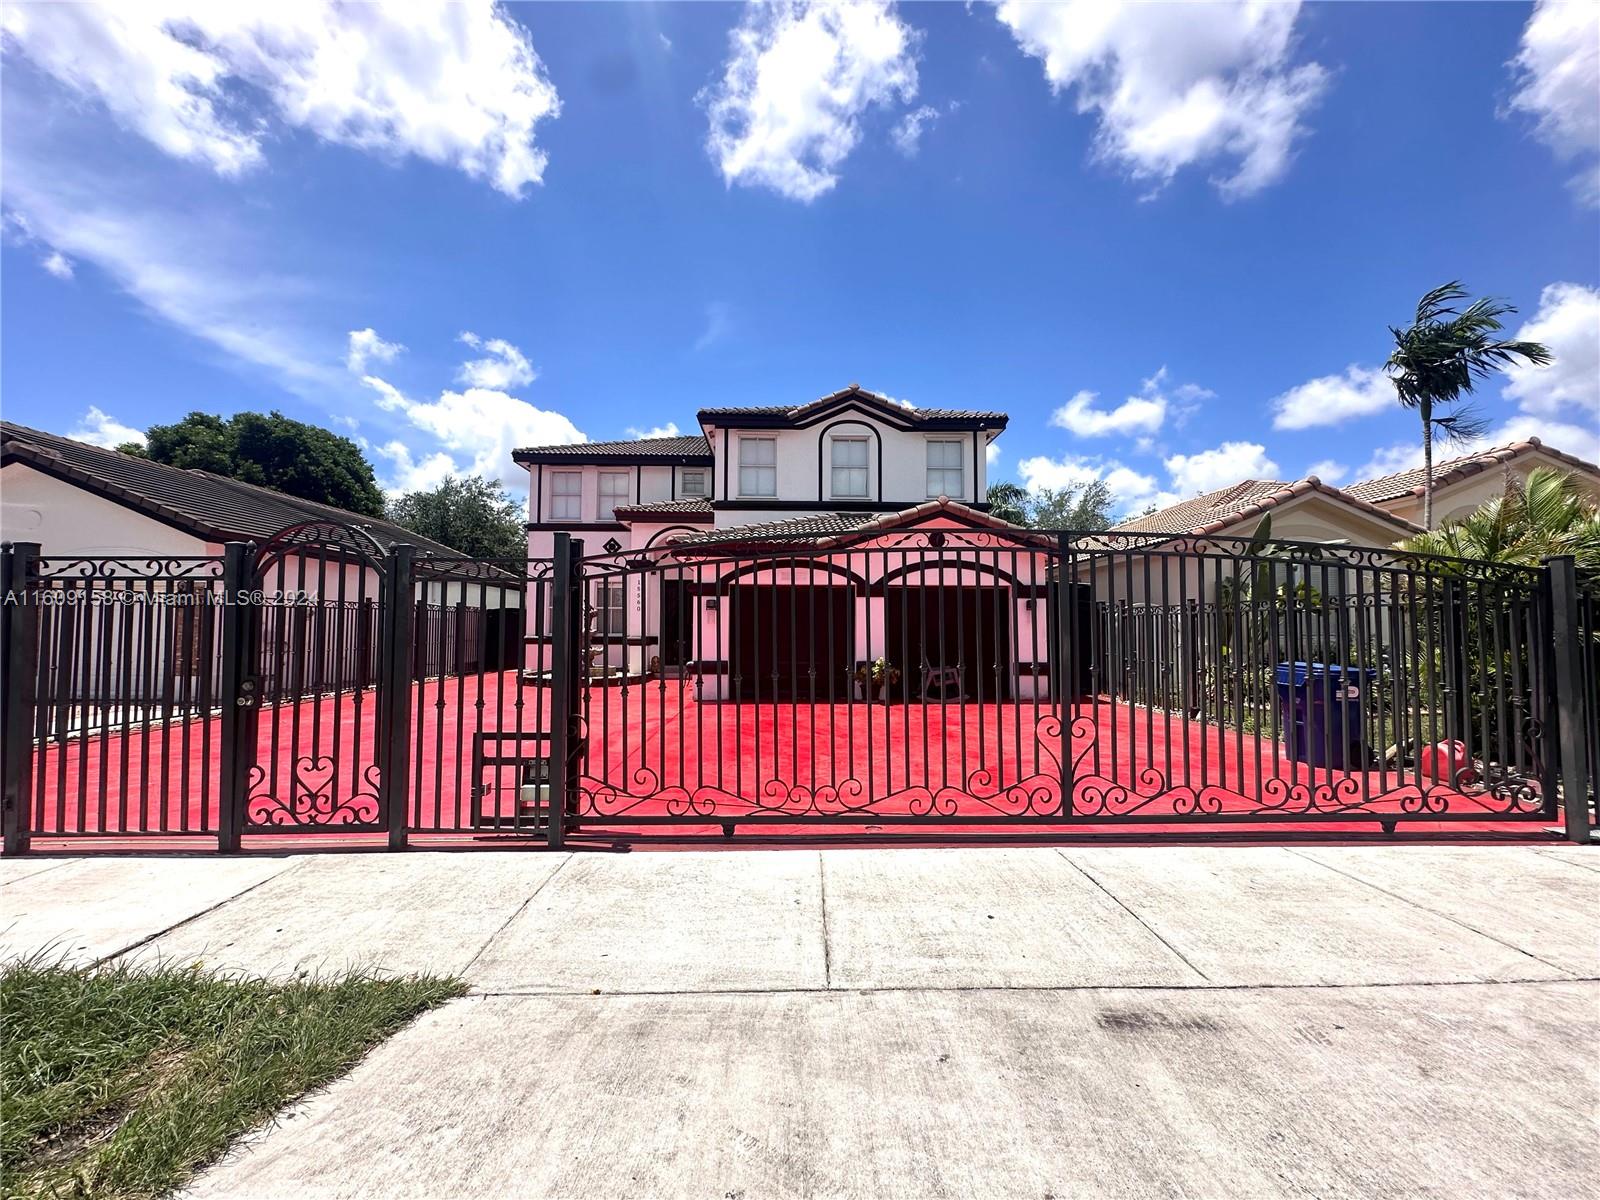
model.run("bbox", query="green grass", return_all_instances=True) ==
[1,957,463,1199]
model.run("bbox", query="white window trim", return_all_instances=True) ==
[829,435,870,499]
[737,435,778,498]
[550,470,582,521]
[925,437,965,500]
[594,580,625,637]
[598,470,631,518]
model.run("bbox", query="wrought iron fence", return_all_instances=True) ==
[1,523,1594,853]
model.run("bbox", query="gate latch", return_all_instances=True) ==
[236,678,260,709]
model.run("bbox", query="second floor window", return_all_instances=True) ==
[926,439,964,498]
[739,437,776,497]
[831,437,868,498]
[551,471,581,520]
[599,471,630,518]
[680,469,707,497]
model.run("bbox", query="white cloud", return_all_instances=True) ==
[346,328,405,374]
[890,104,939,156]
[3,209,76,280]
[1306,459,1348,485]
[700,0,921,201]
[1163,440,1279,496]
[1017,453,1158,506]
[0,183,339,392]
[628,423,683,440]
[1018,454,1107,491]
[659,33,673,53]
[1048,367,1211,438]
[1352,442,1423,484]
[1508,0,1600,207]
[1490,414,1600,466]
[456,332,535,390]
[376,440,461,494]
[1270,363,1392,430]
[1019,442,1289,516]
[65,406,146,449]
[985,441,1000,467]
[1500,282,1600,417]
[362,374,583,491]
[0,1,561,197]
[991,0,1327,198]
[40,249,74,280]
[694,301,733,351]
[1049,389,1166,438]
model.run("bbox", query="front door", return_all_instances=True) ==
[660,577,690,668]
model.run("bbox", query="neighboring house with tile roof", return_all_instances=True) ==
[0,420,515,603]
[1343,438,1600,529]
[2,419,520,702]
[1112,476,1423,545]
[1087,476,1426,616]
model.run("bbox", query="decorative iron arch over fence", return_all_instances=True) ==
[1,525,1594,853]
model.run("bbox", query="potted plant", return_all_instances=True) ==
[853,657,902,702]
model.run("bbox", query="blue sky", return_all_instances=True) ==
[2,1,1596,515]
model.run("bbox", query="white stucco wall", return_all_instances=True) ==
[3,462,209,559]
[708,418,988,512]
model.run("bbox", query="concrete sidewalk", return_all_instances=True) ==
[3,843,1597,1197]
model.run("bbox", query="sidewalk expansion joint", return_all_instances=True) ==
[459,852,575,976]
[463,975,1599,1001]
[1283,846,1579,977]
[1055,848,1212,982]
[100,861,304,967]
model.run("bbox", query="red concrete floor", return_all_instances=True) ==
[18,673,1559,851]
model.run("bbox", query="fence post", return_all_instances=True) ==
[548,534,584,850]
[2,542,40,856]
[381,544,416,850]
[1544,555,1593,844]
[216,541,254,853]
[1056,533,1075,816]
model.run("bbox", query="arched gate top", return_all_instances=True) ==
[254,520,388,572]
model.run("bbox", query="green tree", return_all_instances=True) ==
[137,411,385,517]
[1024,480,1116,529]
[1385,282,1552,529]
[1397,467,1600,575]
[387,475,527,559]
[985,479,1120,529]
[985,481,1030,525]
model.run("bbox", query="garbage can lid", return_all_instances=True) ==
[1310,662,1379,682]
[1275,661,1311,686]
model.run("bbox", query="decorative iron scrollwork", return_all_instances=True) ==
[245,759,383,828]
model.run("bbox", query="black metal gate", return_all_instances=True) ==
[235,522,403,839]
[559,529,1595,839]
[2,526,1594,853]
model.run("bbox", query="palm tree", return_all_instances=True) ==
[1396,466,1600,574]
[1384,282,1553,529]
[985,481,1030,526]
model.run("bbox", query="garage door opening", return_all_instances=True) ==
[884,584,1012,701]
[726,585,853,701]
